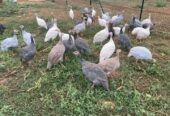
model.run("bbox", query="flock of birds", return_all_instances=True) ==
[0,6,156,91]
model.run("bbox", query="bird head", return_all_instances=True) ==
[68,5,72,9]
[116,49,121,54]
[13,29,19,35]
[19,25,24,30]
[124,23,129,27]
[127,52,132,57]
[53,18,57,24]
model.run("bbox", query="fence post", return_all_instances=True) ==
[66,0,68,5]
[139,0,145,20]
[90,0,92,6]
[99,0,104,13]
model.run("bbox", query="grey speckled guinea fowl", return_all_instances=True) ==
[62,33,76,51]
[19,35,36,64]
[73,17,87,34]
[129,16,142,29]
[118,26,132,51]
[73,32,90,55]
[81,59,109,91]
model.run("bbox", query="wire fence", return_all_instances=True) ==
[89,0,170,36]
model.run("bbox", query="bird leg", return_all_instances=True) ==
[135,59,139,64]
[140,60,145,65]
[136,38,139,43]
[91,83,95,89]
[59,56,64,62]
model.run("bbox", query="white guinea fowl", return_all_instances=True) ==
[58,30,74,42]
[35,13,47,29]
[99,32,116,63]
[113,23,128,36]
[91,8,96,17]
[20,25,35,46]
[44,19,60,42]
[93,25,109,44]
[98,16,107,27]
[128,46,156,62]
[86,16,93,26]
[141,13,153,27]
[131,27,143,35]
[1,30,18,51]
[135,26,150,40]
[69,6,74,20]
[73,17,87,34]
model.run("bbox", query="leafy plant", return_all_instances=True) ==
[156,0,166,7]
[0,0,18,16]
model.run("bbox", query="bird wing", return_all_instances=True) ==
[48,44,65,64]
[23,31,32,45]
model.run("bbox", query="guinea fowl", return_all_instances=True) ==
[101,11,112,22]
[0,24,6,35]
[112,14,124,26]
[35,13,47,29]
[47,40,66,69]
[46,18,54,30]
[93,24,109,44]
[132,26,150,41]
[73,17,87,34]
[141,13,154,29]
[99,49,121,74]
[128,46,156,63]
[81,59,109,91]
[73,32,90,55]
[44,19,59,42]
[113,23,128,36]
[118,26,132,51]
[69,5,74,20]
[99,32,116,63]
[91,7,96,17]
[98,16,107,27]
[129,16,142,29]
[20,25,35,46]
[1,30,18,51]
[19,35,36,65]
[61,32,75,51]
[86,16,93,26]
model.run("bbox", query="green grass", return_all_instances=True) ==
[0,1,170,116]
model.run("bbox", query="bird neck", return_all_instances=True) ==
[148,14,151,19]
[120,27,123,34]
[22,29,26,33]
[132,17,136,23]
[13,33,17,38]
[30,36,35,45]
[73,33,78,39]
[146,26,150,30]
[109,36,113,42]
[53,22,57,27]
